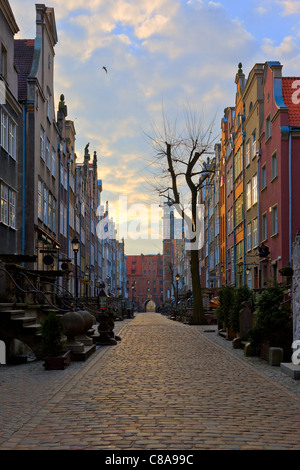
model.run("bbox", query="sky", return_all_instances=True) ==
[9,0,300,255]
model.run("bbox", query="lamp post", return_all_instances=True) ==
[84,272,89,300]
[175,273,180,319]
[71,236,80,308]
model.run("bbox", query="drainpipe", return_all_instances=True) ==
[242,132,246,286]
[257,149,261,289]
[67,157,70,259]
[22,104,26,256]
[58,143,61,243]
[289,128,292,263]
[224,158,227,285]
[232,145,236,287]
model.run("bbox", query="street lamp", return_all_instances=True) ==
[84,272,89,300]
[175,273,180,319]
[71,236,80,307]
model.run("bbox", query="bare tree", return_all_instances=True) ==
[146,104,217,324]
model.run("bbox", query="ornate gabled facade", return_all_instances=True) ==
[14,4,60,271]
[0,0,22,256]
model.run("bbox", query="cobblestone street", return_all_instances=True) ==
[1,312,300,451]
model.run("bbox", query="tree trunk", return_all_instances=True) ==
[190,248,206,324]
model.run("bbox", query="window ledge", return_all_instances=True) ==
[271,232,279,239]
[265,136,272,145]
[271,176,278,183]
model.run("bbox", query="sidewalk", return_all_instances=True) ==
[1,312,300,450]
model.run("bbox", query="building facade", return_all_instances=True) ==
[0,0,22,255]
[14,4,60,271]
[201,61,300,290]
[0,1,127,302]
[126,253,163,310]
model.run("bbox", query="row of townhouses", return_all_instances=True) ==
[169,62,300,295]
[201,62,300,291]
[0,1,126,299]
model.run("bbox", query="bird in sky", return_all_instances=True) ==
[102,66,108,73]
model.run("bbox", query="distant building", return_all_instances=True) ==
[126,254,163,310]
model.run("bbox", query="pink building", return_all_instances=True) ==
[259,62,300,285]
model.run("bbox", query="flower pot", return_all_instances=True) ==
[43,350,71,370]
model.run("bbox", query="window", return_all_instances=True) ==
[271,152,277,180]
[38,179,43,221]
[1,108,8,151]
[46,88,51,121]
[266,115,271,140]
[234,194,243,227]
[261,164,267,190]
[52,198,56,233]
[246,181,251,210]
[252,173,258,205]
[48,193,53,231]
[272,205,278,235]
[231,246,235,281]
[262,213,267,241]
[1,109,17,159]
[1,183,8,225]
[46,138,51,169]
[247,222,252,251]
[40,126,45,161]
[0,44,7,78]
[43,185,48,226]
[252,217,258,248]
[0,183,16,228]
[246,139,250,167]
[252,130,256,159]
[247,268,252,290]
[51,147,56,177]
[47,193,56,233]
[236,240,244,263]
[234,147,242,179]
[9,119,16,160]
[8,190,16,229]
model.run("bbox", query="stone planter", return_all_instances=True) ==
[75,310,94,346]
[260,340,270,362]
[226,327,236,341]
[62,311,85,353]
[43,350,71,370]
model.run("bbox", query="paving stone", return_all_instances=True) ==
[1,313,300,450]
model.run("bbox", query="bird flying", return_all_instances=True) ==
[102,66,108,73]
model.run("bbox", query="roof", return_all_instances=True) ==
[14,39,35,100]
[282,77,300,127]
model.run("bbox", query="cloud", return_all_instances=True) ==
[276,0,300,15]
[255,6,267,15]
[12,0,293,255]
[262,35,299,59]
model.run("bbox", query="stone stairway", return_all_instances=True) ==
[0,303,43,361]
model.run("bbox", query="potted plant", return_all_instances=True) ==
[41,312,71,370]
[279,262,293,285]
[216,285,235,337]
[229,285,253,338]
[248,283,292,361]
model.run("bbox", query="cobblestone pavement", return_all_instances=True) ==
[1,312,300,451]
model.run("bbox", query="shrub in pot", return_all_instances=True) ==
[248,283,292,359]
[229,285,254,334]
[216,285,235,330]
